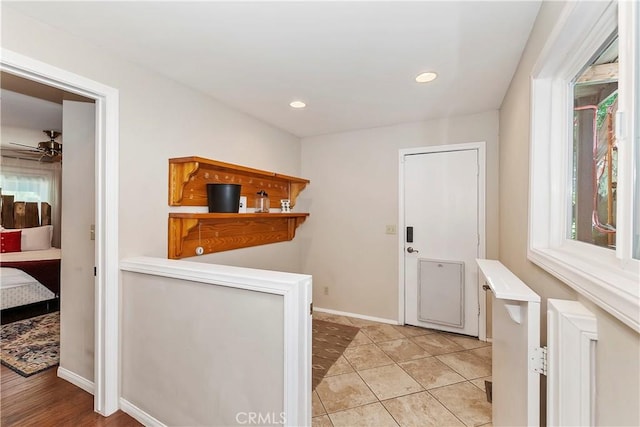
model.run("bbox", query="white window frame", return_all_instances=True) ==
[529,0,639,332]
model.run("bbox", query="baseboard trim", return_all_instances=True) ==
[120,398,167,427]
[313,307,398,325]
[57,366,94,395]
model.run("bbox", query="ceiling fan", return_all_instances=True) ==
[6,130,62,162]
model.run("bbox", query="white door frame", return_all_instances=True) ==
[1,49,120,415]
[398,142,487,339]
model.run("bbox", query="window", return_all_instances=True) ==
[633,3,640,262]
[0,161,60,227]
[0,171,52,204]
[529,0,639,332]
[571,35,618,250]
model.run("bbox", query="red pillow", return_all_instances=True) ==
[1,230,22,253]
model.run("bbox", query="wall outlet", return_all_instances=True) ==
[323,286,329,296]
[238,196,247,213]
[385,224,397,235]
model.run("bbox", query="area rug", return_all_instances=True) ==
[312,319,359,390]
[1,311,59,377]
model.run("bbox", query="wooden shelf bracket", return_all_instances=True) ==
[168,217,199,259]
[168,160,200,205]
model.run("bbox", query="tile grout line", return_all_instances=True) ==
[364,338,429,425]
[319,335,420,420]
[366,348,473,427]
[313,389,330,420]
[432,353,492,382]
[425,387,470,427]
[352,357,402,427]
[316,339,371,418]
[313,313,492,426]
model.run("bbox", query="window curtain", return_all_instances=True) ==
[0,156,62,247]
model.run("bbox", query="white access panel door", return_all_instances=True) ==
[419,259,464,327]
[404,149,479,336]
[547,299,598,426]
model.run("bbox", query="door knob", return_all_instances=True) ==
[407,247,419,253]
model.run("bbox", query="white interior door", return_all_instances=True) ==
[403,148,480,336]
[60,100,96,380]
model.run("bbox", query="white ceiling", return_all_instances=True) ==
[1,89,62,131]
[4,1,541,137]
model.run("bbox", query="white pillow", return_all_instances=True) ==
[21,225,53,251]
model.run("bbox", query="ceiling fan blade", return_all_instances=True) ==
[1,149,40,161]
[9,142,44,152]
[6,131,62,160]
[3,144,61,161]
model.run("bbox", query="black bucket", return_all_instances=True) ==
[206,184,241,213]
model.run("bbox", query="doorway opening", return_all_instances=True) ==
[1,49,120,415]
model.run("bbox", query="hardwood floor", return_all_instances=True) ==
[1,365,141,426]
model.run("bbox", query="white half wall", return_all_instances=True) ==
[120,257,312,427]
[299,111,499,320]
[121,273,284,426]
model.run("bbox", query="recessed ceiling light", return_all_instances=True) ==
[289,101,306,109]
[415,72,438,83]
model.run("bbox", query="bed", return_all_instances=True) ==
[0,224,61,324]
[1,248,61,298]
[1,266,56,309]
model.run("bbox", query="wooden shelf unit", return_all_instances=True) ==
[169,156,309,208]
[168,213,309,259]
[168,157,310,259]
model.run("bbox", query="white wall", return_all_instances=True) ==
[0,125,49,148]
[2,6,303,387]
[300,111,499,321]
[121,272,284,426]
[0,88,62,130]
[499,1,640,425]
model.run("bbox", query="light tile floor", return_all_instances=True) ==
[313,312,493,427]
